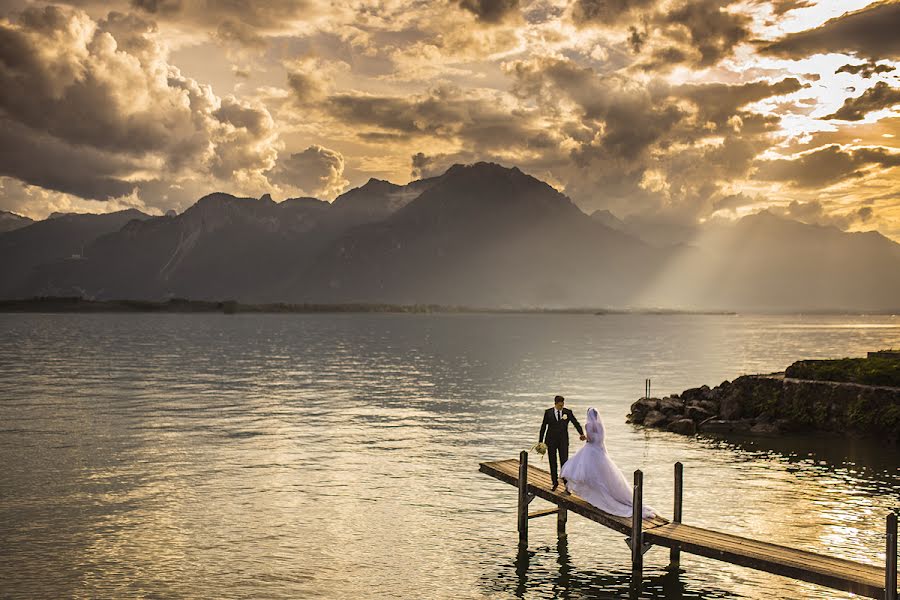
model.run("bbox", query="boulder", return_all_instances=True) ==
[686,405,715,422]
[668,418,697,435]
[643,410,669,428]
[659,396,685,415]
[750,421,781,435]
[698,419,751,434]
[628,397,660,424]
[680,386,707,403]
[719,392,743,420]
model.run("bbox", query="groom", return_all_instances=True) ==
[539,395,585,491]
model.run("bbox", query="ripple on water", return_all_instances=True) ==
[0,313,898,599]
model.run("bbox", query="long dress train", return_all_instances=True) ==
[559,408,656,519]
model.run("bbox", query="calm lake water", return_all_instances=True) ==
[1,313,899,599]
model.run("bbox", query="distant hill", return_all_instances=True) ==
[2,164,899,310]
[0,210,33,233]
[641,210,900,311]
[0,209,150,297]
[293,162,658,306]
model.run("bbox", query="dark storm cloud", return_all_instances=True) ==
[825,81,900,121]
[0,120,138,199]
[455,0,520,23]
[762,1,900,60]
[0,4,279,200]
[574,0,751,68]
[770,0,815,16]
[676,78,807,127]
[835,61,895,78]
[570,0,656,25]
[658,0,751,67]
[755,144,900,187]
[326,87,547,151]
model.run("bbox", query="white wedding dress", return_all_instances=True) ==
[560,408,656,519]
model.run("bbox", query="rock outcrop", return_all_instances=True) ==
[628,373,900,440]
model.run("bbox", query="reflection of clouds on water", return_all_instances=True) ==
[1,312,898,598]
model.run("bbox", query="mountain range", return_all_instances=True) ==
[2,162,899,311]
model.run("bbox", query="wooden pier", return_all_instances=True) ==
[480,453,898,599]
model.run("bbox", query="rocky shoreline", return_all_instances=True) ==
[628,373,900,441]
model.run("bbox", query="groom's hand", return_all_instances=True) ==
[580,435,586,441]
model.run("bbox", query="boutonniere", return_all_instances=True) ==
[562,414,568,420]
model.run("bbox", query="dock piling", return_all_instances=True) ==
[517,451,529,547]
[888,513,898,600]
[631,470,644,585]
[558,506,567,537]
[667,462,684,571]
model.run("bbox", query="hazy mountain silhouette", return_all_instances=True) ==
[2,164,899,310]
[0,211,33,233]
[642,210,900,311]
[0,209,150,297]
[292,163,658,305]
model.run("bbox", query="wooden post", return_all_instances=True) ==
[668,462,683,571]
[517,450,529,547]
[631,470,644,584]
[888,512,898,600]
[557,507,567,537]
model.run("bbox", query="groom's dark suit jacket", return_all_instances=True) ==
[539,407,584,445]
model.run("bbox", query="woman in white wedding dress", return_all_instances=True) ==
[560,407,656,519]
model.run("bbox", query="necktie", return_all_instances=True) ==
[557,410,561,421]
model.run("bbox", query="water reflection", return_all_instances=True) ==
[483,539,738,599]
[0,313,898,599]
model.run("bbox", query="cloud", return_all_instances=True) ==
[657,0,751,67]
[268,145,349,199]
[570,0,656,26]
[768,199,877,230]
[324,86,549,153]
[0,5,279,199]
[762,1,900,60]
[455,0,520,24]
[835,61,895,78]
[572,0,752,69]
[825,81,900,121]
[754,144,900,187]
[129,0,316,43]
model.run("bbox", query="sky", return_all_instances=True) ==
[0,0,899,240]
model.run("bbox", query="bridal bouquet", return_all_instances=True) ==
[530,442,548,458]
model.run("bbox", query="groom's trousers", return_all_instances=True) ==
[547,439,568,486]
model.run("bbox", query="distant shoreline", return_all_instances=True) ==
[0,297,745,315]
[0,297,897,315]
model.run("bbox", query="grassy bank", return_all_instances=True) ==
[785,355,900,388]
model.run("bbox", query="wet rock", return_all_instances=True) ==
[668,418,697,435]
[680,386,708,403]
[719,392,743,420]
[658,396,685,415]
[686,405,715,422]
[628,397,660,424]
[698,419,751,434]
[643,410,669,428]
[750,421,781,435]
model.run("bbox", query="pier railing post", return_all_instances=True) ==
[518,451,529,547]
[631,470,644,585]
[888,512,898,600]
[667,462,683,572]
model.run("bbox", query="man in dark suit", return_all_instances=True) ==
[539,395,585,491]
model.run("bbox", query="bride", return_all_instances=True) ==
[560,407,656,519]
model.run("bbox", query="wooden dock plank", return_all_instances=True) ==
[480,458,891,599]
